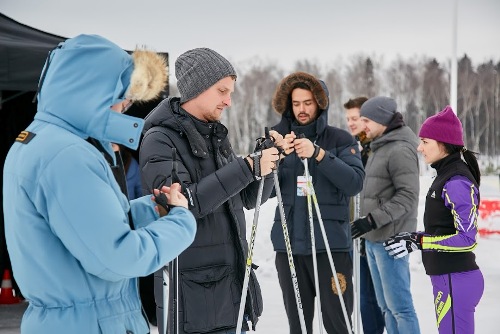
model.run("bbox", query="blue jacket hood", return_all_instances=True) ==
[34,34,144,150]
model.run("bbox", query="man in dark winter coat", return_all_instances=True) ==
[270,72,364,334]
[139,48,279,334]
[350,96,421,334]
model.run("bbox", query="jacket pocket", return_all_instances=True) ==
[181,264,238,333]
[97,310,149,334]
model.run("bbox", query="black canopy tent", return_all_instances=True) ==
[0,13,67,92]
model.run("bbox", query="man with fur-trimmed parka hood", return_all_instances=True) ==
[270,72,364,333]
[3,34,196,334]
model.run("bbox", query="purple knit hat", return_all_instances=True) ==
[419,106,464,146]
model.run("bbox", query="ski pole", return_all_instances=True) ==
[303,159,353,334]
[170,257,179,334]
[273,168,307,334]
[303,158,324,333]
[162,266,169,334]
[352,194,362,334]
[235,177,266,334]
[153,148,182,334]
[170,148,180,334]
[236,127,277,334]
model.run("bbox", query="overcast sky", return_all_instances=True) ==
[2,0,499,72]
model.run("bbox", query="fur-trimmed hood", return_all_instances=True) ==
[272,72,328,115]
[128,49,168,102]
[271,72,330,137]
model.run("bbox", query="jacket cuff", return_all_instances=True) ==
[416,233,424,246]
[243,155,253,173]
[366,214,378,229]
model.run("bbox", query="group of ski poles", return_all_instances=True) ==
[161,130,363,334]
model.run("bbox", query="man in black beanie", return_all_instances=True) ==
[139,47,280,333]
[350,96,421,333]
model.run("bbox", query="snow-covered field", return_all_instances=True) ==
[152,175,500,334]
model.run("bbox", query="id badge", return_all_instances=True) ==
[297,175,312,196]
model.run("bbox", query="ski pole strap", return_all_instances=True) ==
[311,144,321,160]
[254,136,274,152]
[248,151,263,180]
[254,126,276,152]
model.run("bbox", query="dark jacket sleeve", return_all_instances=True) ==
[315,132,364,196]
[140,130,267,219]
[239,173,274,209]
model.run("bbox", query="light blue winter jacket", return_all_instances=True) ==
[3,35,196,333]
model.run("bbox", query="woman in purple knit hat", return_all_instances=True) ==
[383,106,484,334]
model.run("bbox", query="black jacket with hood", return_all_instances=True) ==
[270,72,364,255]
[139,97,273,333]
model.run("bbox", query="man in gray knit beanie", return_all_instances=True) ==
[352,94,421,333]
[175,47,237,103]
[140,46,281,333]
[359,96,397,126]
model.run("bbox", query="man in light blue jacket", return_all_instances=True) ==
[3,34,196,334]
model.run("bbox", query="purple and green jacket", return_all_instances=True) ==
[421,153,480,275]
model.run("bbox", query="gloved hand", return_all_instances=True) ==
[351,215,376,239]
[383,232,422,259]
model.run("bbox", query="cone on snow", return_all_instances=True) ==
[0,269,21,304]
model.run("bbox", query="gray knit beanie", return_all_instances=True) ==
[175,48,236,103]
[360,96,397,125]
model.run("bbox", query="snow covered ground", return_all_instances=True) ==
[152,175,500,334]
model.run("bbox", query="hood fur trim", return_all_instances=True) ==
[272,72,328,115]
[127,49,167,102]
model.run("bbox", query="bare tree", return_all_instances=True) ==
[292,59,322,78]
[345,55,380,98]
[227,59,283,154]
[211,54,499,171]
[324,67,344,127]
[421,58,448,118]
[457,55,479,150]
[385,56,422,133]
[476,61,498,160]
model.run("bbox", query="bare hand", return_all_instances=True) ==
[269,130,295,157]
[293,137,315,159]
[152,183,188,216]
[259,147,280,176]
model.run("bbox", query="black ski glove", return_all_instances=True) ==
[383,232,422,259]
[359,238,367,257]
[351,215,376,239]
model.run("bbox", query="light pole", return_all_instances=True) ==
[450,0,458,114]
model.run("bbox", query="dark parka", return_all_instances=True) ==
[139,97,273,333]
[270,72,364,255]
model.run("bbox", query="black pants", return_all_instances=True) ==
[275,252,353,334]
[139,273,157,326]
